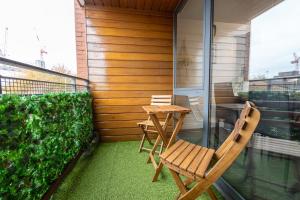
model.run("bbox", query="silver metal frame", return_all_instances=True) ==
[173,0,245,199]
[202,0,213,147]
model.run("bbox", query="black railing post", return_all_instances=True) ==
[86,80,90,92]
[73,78,77,92]
[0,75,2,94]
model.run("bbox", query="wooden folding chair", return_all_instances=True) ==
[159,101,260,200]
[137,95,172,153]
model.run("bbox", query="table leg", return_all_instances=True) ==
[149,114,168,145]
[166,113,186,149]
[152,113,186,182]
[147,113,173,167]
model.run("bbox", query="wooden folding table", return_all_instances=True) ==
[142,105,191,182]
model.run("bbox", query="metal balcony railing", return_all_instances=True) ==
[249,76,300,92]
[0,57,89,95]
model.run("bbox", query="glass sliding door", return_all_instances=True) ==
[210,0,300,199]
[174,0,205,144]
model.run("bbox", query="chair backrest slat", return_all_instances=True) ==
[145,95,172,124]
[150,95,172,106]
[189,96,201,105]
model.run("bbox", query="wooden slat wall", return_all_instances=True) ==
[85,6,173,142]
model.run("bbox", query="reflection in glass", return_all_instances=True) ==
[176,0,203,89]
[174,0,204,144]
[210,0,300,199]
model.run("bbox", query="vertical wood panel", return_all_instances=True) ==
[111,0,120,7]
[137,0,145,10]
[120,0,128,7]
[144,0,153,10]
[102,0,112,7]
[86,7,173,142]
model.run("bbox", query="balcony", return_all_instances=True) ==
[0,57,222,200]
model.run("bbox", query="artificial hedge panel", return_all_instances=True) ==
[0,92,93,200]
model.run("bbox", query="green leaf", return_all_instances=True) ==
[0,92,93,199]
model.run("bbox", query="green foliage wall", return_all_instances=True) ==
[0,92,93,200]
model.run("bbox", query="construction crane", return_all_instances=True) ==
[40,48,47,62]
[35,32,47,61]
[34,29,47,68]
[291,52,300,71]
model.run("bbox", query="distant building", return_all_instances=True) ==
[35,60,45,68]
[274,70,299,78]
[272,70,300,91]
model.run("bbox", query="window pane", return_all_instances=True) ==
[210,0,300,199]
[174,0,204,144]
[176,0,203,89]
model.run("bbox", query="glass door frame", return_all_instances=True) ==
[173,0,245,199]
[173,0,213,147]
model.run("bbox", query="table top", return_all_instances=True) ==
[142,105,191,114]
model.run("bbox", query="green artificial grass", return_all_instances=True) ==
[53,141,223,200]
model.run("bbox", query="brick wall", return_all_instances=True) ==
[74,0,88,79]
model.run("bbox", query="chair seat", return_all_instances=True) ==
[137,120,166,127]
[160,140,215,180]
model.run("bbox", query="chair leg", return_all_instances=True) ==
[139,134,146,153]
[178,178,208,200]
[169,169,188,195]
[144,131,153,145]
[183,178,194,187]
[152,162,163,182]
[175,193,182,200]
[138,125,154,153]
[207,187,217,200]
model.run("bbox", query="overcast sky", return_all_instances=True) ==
[0,0,77,74]
[250,0,300,78]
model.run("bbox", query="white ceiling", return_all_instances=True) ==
[179,0,284,23]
